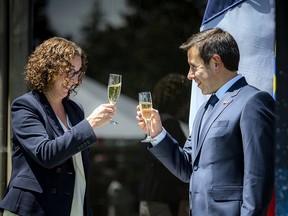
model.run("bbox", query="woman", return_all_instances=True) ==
[0,37,116,216]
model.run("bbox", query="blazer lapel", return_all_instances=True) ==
[32,91,64,136]
[63,99,89,176]
[33,91,89,176]
[63,99,79,127]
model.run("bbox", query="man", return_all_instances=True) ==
[136,27,274,216]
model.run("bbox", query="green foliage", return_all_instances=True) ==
[81,0,202,100]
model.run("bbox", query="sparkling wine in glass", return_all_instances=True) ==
[138,92,156,142]
[107,73,122,124]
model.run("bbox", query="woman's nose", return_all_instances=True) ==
[70,75,79,83]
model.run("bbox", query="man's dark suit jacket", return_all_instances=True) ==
[0,90,97,216]
[149,77,275,216]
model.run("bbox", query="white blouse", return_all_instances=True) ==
[57,115,86,216]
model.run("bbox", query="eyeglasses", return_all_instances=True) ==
[67,69,85,80]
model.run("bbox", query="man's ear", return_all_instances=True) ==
[212,54,221,70]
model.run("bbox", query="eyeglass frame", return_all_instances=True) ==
[66,69,85,81]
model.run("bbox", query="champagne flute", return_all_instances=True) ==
[138,92,156,142]
[107,73,122,124]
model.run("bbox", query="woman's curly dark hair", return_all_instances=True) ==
[153,73,191,116]
[25,37,87,94]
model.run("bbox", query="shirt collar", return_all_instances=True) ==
[215,74,243,99]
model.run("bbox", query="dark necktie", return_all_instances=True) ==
[205,94,219,109]
[200,94,219,130]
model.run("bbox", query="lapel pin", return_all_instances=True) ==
[223,100,231,105]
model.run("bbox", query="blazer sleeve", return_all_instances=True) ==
[11,94,97,169]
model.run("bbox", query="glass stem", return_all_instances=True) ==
[146,119,151,138]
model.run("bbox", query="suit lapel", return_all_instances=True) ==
[196,94,233,154]
[193,77,248,161]
[227,76,247,92]
[191,106,205,154]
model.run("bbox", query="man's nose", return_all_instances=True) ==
[187,69,195,80]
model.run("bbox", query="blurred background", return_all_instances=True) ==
[3,1,287,215]
[1,0,207,215]
[33,0,205,99]
[33,1,206,215]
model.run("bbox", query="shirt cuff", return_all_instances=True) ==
[151,128,167,146]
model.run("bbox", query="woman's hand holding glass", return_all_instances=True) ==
[87,104,116,129]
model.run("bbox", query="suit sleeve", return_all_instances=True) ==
[149,132,192,183]
[240,91,275,215]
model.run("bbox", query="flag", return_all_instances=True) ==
[189,0,275,131]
